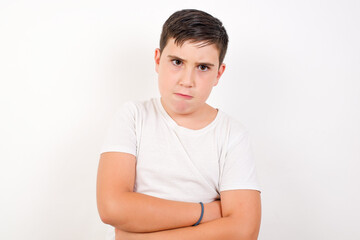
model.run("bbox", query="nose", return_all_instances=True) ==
[179,68,195,88]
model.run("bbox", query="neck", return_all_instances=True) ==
[160,98,218,130]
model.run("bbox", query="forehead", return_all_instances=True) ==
[163,38,220,64]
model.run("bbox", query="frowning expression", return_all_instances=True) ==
[155,38,225,118]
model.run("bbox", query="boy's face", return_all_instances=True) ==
[155,38,225,119]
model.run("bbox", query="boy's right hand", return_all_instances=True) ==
[202,200,222,223]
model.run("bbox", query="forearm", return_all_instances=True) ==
[116,215,256,240]
[104,192,219,233]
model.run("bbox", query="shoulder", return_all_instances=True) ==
[217,110,249,136]
[115,98,157,117]
[216,110,251,149]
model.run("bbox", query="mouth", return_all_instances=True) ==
[174,93,193,99]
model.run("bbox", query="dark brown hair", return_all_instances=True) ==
[159,9,229,65]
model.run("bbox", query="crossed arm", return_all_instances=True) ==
[96,152,261,240]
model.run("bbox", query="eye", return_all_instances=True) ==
[171,59,182,66]
[198,65,209,71]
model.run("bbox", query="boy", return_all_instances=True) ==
[97,9,261,240]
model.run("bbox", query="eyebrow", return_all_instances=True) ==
[167,55,215,67]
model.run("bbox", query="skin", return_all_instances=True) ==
[114,190,261,240]
[155,38,226,130]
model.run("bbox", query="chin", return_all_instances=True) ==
[170,99,194,114]
[173,104,192,114]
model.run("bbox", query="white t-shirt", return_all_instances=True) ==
[100,98,260,201]
[100,97,261,239]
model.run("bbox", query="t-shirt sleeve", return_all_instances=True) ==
[99,102,137,157]
[219,131,261,192]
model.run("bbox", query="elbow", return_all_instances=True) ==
[229,217,260,240]
[97,200,125,227]
[98,207,112,225]
[97,201,114,225]
[237,230,259,240]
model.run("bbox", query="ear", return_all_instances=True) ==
[214,63,226,86]
[154,48,161,73]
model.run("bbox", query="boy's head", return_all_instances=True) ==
[155,9,228,121]
[159,9,228,66]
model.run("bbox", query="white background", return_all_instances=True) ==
[1,0,359,239]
